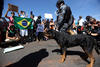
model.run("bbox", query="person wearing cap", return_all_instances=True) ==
[56,0,75,35]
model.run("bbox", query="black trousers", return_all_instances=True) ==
[37,32,44,41]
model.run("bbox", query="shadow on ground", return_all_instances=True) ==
[0,39,35,48]
[6,48,49,67]
[0,41,20,48]
[52,49,90,64]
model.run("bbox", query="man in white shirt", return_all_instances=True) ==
[19,11,28,44]
[77,16,84,34]
[20,11,28,37]
[78,16,84,26]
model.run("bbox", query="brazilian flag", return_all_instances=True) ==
[13,16,33,29]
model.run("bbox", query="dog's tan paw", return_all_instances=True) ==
[59,59,65,63]
[86,64,92,67]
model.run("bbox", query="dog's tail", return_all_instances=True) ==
[94,39,100,55]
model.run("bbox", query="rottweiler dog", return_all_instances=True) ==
[45,30,100,67]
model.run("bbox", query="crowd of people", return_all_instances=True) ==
[73,16,100,37]
[0,9,57,44]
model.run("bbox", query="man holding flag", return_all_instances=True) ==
[5,4,33,44]
[13,11,33,44]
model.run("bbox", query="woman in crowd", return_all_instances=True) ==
[5,9,19,30]
[5,25,20,42]
[36,19,44,41]
[50,19,55,30]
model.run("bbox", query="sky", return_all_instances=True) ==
[2,0,100,21]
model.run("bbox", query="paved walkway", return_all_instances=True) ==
[0,40,100,67]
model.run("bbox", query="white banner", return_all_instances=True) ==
[44,13,53,19]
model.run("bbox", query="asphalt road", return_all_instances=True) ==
[0,40,100,67]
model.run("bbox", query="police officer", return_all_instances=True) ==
[56,0,75,35]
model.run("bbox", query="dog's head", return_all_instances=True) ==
[44,29,56,39]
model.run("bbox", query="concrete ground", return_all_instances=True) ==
[0,40,100,67]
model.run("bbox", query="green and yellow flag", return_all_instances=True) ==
[13,16,33,29]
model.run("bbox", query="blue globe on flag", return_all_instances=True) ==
[22,21,27,26]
